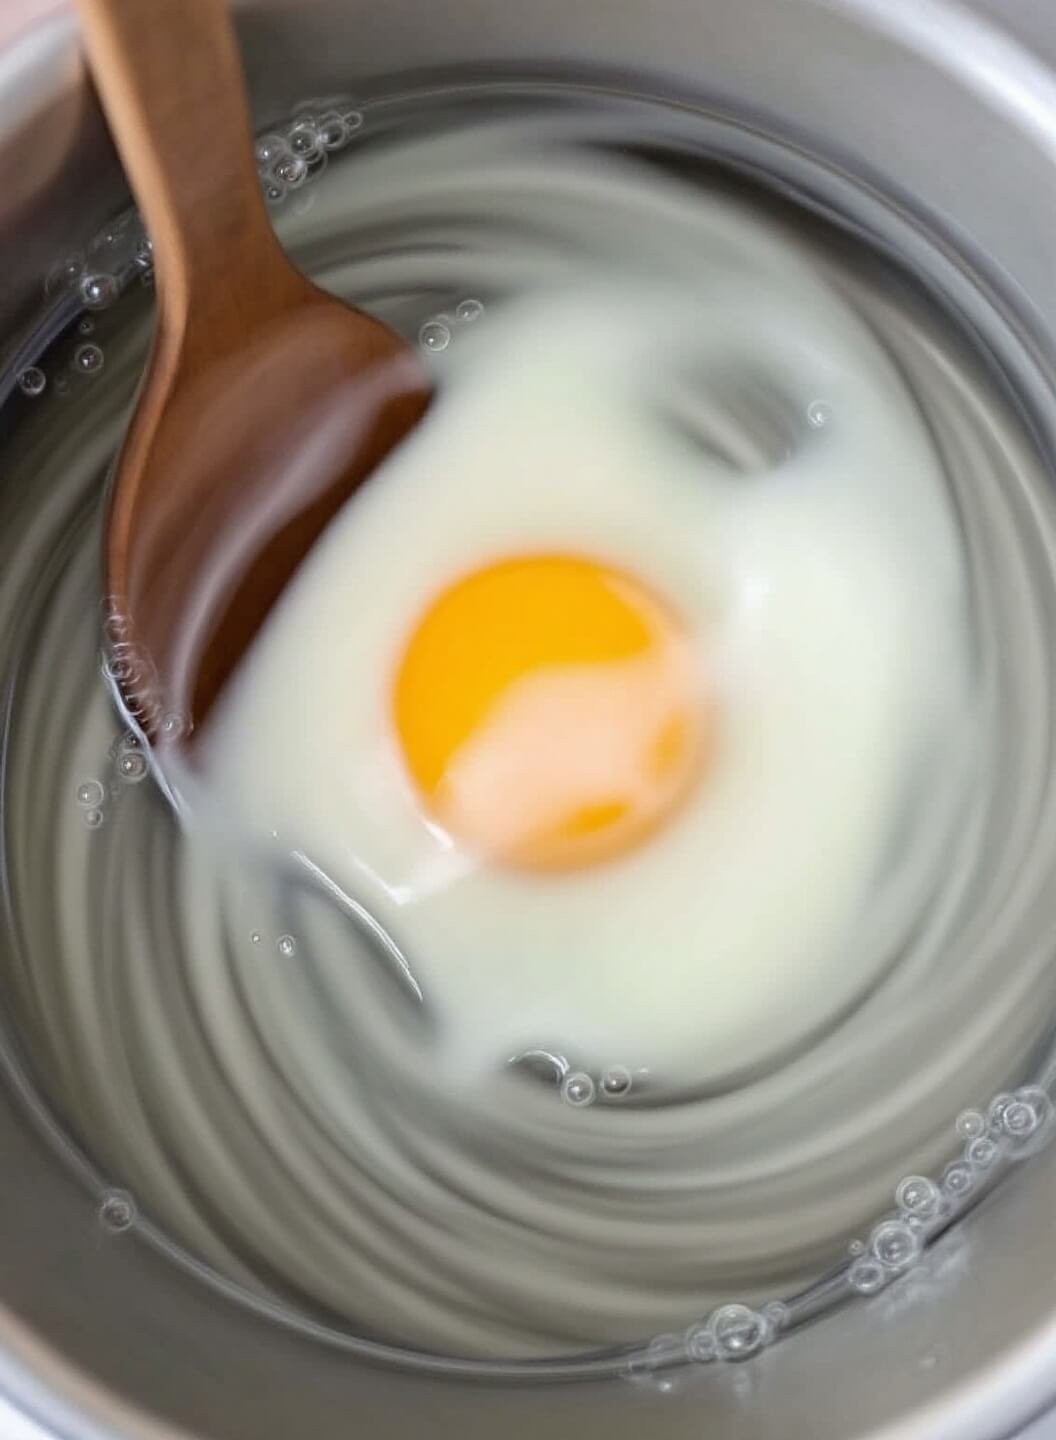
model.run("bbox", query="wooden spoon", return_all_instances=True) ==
[74,0,431,745]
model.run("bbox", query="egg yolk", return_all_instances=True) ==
[393,554,713,871]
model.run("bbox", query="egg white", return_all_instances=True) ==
[183,271,968,1086]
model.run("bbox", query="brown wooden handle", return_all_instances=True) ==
[73,0,283,329]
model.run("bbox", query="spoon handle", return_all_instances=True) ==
[73,0,289,330]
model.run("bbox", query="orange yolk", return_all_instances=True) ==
[393,554,713,871]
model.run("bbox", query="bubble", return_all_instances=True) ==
[102,650,133,682]
[80,272,118,310]
[996,1089,1053,1156]
[272,155,307,189]
[849,1257,887,1295]
[685,1322,717,1363]
[455,297,485,324]
[160,712,188,740]
[1013,1084,1054,1133]
[987,1093,1015,1134]
[255,133,288,167]
[561,1071,596,1107]
[1000,1099,1038,1139]
[711,1304,768,1360]
[895,1175,940,1221]
[601,1065,632,1097]
[956,1110,985,1140]
[110,730,142,763]
[419,319,451,353]
[807,399,832,429]
[77,317,95,335]
[966,1135,999,1170]
[17,366,46,397]
[84,809,105,830]
[262,180,286,205]
[942,1161,975,1198]
[509,1048,569,1085]
[117,750,148,783]
[73,343,104,375]
[77,779,105,808]
[250,931,262,945]
[871,1219,922,1272]
[341,107,364,135]
[102,607,131,645]
[134,236,154,269]
[98,1189,136,1233]
[317,111,350,149]
[277,934,297,959]
[103,647,157,713]
[848,1239,865,1257]
[287,120,322,158]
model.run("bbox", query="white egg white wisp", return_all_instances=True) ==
[173,259,970,1088]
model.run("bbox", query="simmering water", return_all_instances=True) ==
[2,81,1056,1374]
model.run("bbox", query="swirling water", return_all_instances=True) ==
[2,82,1056,1372]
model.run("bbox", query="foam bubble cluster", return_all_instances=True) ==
[418,298,488,357]
[835,1084,1056,1299]
[255,99,363,208]
[631,1080,1056,1372]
